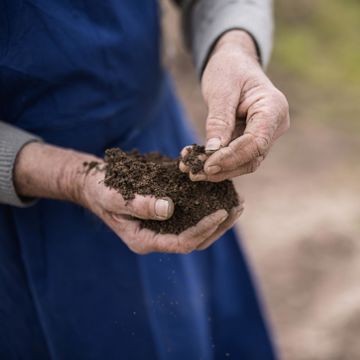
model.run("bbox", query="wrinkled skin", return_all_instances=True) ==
[180,30,290,182]
[14,142,244,255]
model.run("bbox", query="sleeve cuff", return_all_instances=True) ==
[0,121,42,207]
[190,0,273,76]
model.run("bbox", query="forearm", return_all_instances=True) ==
[14,142,100,205]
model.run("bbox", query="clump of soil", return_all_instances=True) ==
[103,146,239,234]
[181,144,206,174]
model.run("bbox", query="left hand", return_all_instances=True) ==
[180,30,290,182]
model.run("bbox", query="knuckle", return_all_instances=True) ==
[128,243,148,255]
[274,89,290,115]
[228,145,245,167]
[179,243,196,254]
[279,91,290,109]
[110,217,127,233]
[206,115,232,131]
[207,102,236,130]
[247,160,260,174]
[262,88,289,120]
[135,197,155,219]
[126,232,153,255]
[181,146,191,157]
[104,190,121,210]
[252,134,269,156]
[208,175,227,182]
[145,199,156,218]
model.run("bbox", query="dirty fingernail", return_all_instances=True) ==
[155,199,171,219]
[205,137,221,152]
[206,165,221,175]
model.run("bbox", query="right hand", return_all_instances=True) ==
[81,166,244,254]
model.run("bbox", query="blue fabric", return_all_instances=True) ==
[0,1,276,359]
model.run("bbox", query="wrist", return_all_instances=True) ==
[14,142,101,205]
[212,30,259,63]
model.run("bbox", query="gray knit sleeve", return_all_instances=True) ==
[180,0,274,75]
[0,121,42,207]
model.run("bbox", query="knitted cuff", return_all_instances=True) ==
[0,121,42,207]
[189,0,273,76]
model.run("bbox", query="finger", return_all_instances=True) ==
[180,146,193,158]
[109,217,159,255]
[121,195,174,220]
[180,146,208,175]
[110,210,228,255]
[189,172,207,182]
[204,95,286,174]
[191,157,264,182]
[203,132,266,175]
[107,214,178,255]
[179,161,190,173]
[143,209,229,254]
[231,118,247,141]
[102,212,148,255]
[179,146,194,173]
[197,205,244,250]
[177,209,228,252]
[207,157,263,181]
[205,91,239,153]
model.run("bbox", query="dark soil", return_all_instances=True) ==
[181,144,206,174]
[103,146,239,234]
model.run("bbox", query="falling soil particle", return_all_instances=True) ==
[103,146,239,234]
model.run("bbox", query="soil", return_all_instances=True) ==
[83,161,101,175]
[103,147,239,234]
[181,144,206,174]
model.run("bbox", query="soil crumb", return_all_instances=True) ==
[180,144,206,174]
[83,161,101,175]
[103,147,239,234]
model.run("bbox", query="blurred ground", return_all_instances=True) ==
[162,1,360,359]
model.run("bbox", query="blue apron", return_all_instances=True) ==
[0,1,276,359]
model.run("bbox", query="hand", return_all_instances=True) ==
[14,142,243,254]
[180,30,290,182]
[81,167,244,254]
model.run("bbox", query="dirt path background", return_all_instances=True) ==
[162,1,360,359]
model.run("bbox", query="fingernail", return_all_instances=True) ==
[206,165,221,175]
[205,138,221,152]
[155,199,171,219]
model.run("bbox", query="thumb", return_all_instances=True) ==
[121,195,174,221]
[205,94,237,152]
